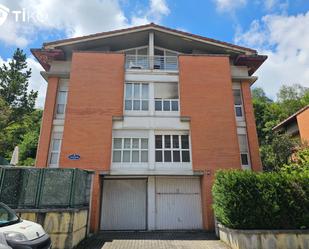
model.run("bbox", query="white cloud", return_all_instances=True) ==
[235,12,309,99]
[213,0,247,12]
[0,0,170,46]
[131,0,170,26]
[0,0,170,107]
[26,57,46,108]
[0,55,46,108]
[262,0,289,11]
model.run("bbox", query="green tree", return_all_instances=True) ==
[277,84,309,119]
[0,96,11,130]
[252,84,309,171]
[18,110,42,165]
[0,48,41,165]
[0,48,38,122]
[260,133,297,171]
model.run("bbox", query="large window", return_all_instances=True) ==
[48,132,63,167]
[125,83,149,111]
[233,89,244,119]
[155,135,190,163]
[238,134,250,167]
[154,83,179,111]
[112,138,148,163]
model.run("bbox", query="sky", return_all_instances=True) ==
[0,0,309,107]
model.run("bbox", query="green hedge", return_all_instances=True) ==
[212,170,309,229]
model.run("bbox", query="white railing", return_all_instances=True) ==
[155,98,179,111]
[125,55,178,71]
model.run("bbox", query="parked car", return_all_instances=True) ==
[0,202,51,249]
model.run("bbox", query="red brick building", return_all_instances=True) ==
[273,105,309,143]
[32,23,266,232]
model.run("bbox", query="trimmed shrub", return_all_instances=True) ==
[212,170,309,229]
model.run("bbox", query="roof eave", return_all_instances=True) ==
[31,48,65,71]
[234,54,268,75]
[43,23,257,55]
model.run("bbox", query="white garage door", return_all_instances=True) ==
[155,177,203,230]
[100,179,147,230]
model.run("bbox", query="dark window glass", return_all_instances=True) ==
[164,151,172,162]
[155,151,162,162]
[182,151,190,162]
[155,100,162,111]
[141,100,149,110]
[164,135,171,148]
[241,153,249,165]
[173,151,180,162]
[133,100,140,110]
[233,89,242,105]
[235,106,243,117]
[171,101,178,111]
[172,135,179,148]
[181,135,189,149]
[125,100,132,110]
[163,100,170,111]
[155,135,162,149]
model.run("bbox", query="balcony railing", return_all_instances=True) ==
[125,55,178,71]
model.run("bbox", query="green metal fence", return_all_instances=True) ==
[0,167,93,209]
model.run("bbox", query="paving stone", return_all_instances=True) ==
[74,232,231,249]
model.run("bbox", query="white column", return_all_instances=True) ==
[148,129,155,170]
[149,32,154,69]
[149,82,155,116]
[147,176,156,230]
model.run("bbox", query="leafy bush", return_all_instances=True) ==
[212,170,309,229]
[281,147,309,173]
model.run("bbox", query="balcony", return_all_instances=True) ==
[125,55,178,71]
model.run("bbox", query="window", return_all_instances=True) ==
[112,138,148,163]
[125,47,149,69]
[238,134,250,167]
[125,83,149,111]
[154,83,179,111]
[233,89,244,118]
[55,80,68,119]
[56,90,68,116]
[48,132,63,167]
[155,135,190,163]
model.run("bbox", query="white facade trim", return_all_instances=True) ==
[113,116,190,130]
[125,72,178,82]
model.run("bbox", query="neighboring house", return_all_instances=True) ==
[32,23,266,232]
[273,105,309,143]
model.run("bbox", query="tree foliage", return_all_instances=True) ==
[0,49,40,166]
[252,84,309,171]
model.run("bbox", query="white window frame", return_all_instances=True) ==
[154,99,179,112]
[48,131,63,168]
[124,82,149,112]
[237,127,251,170]
[232,83,245,122]
[155,134,191,163]
[55,79,68,119]
[112,137,149,163]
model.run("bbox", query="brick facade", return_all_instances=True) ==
[178,55,241,229]
[59,52,125,231]
[297,108,309,143]
[35,77,59,167]
[241,81,263,171]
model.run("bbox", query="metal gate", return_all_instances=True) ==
[100,179,147,230]
[155,177,203,229]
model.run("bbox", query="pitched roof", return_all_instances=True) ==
[43,23,257,54]
[273,105,309,131]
